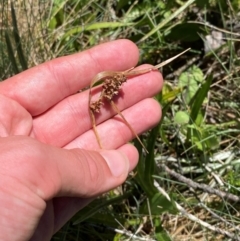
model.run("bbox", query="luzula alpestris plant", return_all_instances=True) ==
[89,48,190,153]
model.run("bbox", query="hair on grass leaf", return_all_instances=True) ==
[89,48,190,153]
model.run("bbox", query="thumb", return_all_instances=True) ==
[55,148,130,198]
[99,150,130,178]
[3,136,131,200]
[32,146,131,200]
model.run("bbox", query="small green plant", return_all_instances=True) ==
[173,66,219,152]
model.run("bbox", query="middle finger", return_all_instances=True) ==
[31,68,163,147]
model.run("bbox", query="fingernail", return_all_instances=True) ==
[100,150,129,177]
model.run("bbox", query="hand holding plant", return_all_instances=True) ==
[0,39,162,241]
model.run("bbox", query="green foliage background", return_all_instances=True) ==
[1,0,240,240]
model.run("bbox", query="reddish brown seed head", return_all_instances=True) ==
[102,74,127,100]
[89,99,103,113]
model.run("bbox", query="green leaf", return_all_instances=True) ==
[174,111,190,124]
[135,97,175,199]
[135,127,158,196]
[47,0,68,27]
[196,129,219,151]
[83,212,124,227]
[196,0,211,8]
[154,218,172,241]
[62,22,134,40]
[178,65,204,104]
[167,23,203,42]
[5,31,19,74]
[73,190,132,225]
[140,193,178,215]
[189,75,212,124]
[194,111,204,127]
[117,0,130,10]
[162,85,183,104]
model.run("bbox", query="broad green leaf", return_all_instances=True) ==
[174,111,189,124]
[178,65,204,104]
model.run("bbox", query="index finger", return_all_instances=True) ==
[0,39,139,116]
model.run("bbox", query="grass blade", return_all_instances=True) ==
[135,96,173,197]
[189,75,212,124]
[62,22,133,41]
[5,31,19,74]
[10,1,28,71]
[73,190,132,225]
[138,0,196,43]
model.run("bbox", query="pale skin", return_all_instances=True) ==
[0,39,163,241]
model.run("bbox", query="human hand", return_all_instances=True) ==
[0,39,163,241]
